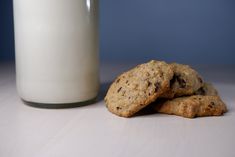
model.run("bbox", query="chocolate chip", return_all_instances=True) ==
[170,74,177,88]
[116,107,122,110]
[210,102,215,106]
[208,104,213,108]
[116,78,120,83]
[159,71,163,78]
[117,87,122,93]
[154,82,160,92]
[126,80,129,84]
[175,74,186,88]
[179,79,186,88]
[197,87,206,95]
[207,102,215,109]
[198,77,203,83]
[147,81,152,87]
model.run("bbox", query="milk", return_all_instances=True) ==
[13,0,99,105]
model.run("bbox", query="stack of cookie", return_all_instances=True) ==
[104,60,227,118]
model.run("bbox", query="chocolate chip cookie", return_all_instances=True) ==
[161,63,204,98]
[153,95,227,118]
[104,60,174,117]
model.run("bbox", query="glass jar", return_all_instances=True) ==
[13,0,99,108]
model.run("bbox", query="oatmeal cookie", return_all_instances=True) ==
[154,95,227,118]
[104,60,174,117]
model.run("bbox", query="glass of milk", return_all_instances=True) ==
[13,0,99,108]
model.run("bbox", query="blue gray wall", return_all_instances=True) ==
[0,0,14,61]
[1,0,235,64]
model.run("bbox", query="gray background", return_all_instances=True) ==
[0,0,235,64]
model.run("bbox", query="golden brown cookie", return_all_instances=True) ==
[104,60,174,117]
[161,63,204,98]
[195,82,218,96]
[153,95,227,118]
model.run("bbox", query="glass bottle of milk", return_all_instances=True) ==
[13,0,99,108]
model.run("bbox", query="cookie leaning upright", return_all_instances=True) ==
[104,60,174,117]
[161,63,204,98]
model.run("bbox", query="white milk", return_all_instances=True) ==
[13,0,99,105]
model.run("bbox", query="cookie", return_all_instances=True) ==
[161,63,204,98]
[104,60,174,117]
[153,95,227,118]
[195,83,218,96]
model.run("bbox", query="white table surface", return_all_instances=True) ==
[0,62,235,157]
